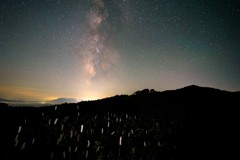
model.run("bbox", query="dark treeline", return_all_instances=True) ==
[0,85,238,160]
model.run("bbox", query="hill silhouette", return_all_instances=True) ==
[0,85,238,160]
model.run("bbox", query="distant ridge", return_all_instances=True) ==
[177,85,229,92]
[0,98,23,103]
[171,85,231,95]
[64,84,238,117]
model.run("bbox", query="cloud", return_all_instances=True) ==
[0,97,78,106]
[47,98,77,104]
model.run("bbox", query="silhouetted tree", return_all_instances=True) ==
[0,103,8,108]
[133,89,150,95]
[150,89,156,93]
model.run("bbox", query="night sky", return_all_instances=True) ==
[0,0,240,102]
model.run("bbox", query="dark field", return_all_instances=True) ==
[0,106,185,160]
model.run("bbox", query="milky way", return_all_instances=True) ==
[79,0,119,84]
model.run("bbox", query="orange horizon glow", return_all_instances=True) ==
[0,86,61,101]
[0,85,112,102]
